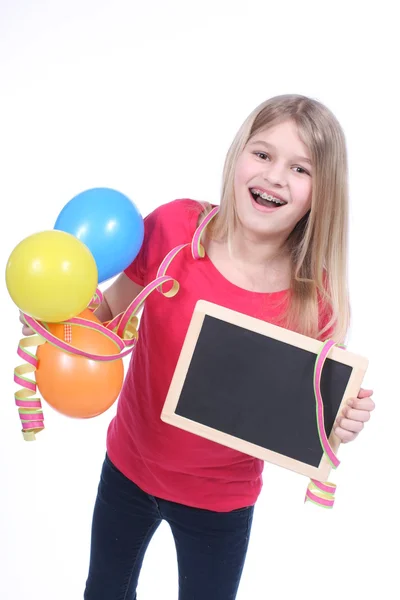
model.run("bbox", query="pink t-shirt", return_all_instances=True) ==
[106,199,326,511]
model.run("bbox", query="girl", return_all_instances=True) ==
[22,94,375,599]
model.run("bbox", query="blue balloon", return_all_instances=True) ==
[54,188,144,284]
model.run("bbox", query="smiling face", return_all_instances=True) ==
[233,119,313,241]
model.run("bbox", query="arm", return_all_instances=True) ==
[19,272,143,335]
[94,272,144,322]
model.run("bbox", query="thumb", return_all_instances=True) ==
[358,388,373,398]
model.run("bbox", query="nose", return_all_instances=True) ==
[263,161,286,187]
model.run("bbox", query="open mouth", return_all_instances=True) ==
[249,188,287,208]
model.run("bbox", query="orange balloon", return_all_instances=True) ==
[36,309,124,418]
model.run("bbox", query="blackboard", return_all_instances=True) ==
[161,301,368,481]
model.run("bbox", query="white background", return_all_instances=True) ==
[1,1,398,599]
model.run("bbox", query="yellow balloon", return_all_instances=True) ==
[5,230,98,322]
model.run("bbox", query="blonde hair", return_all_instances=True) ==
[203,94,350,343]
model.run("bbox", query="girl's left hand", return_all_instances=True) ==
[334,388,375,443]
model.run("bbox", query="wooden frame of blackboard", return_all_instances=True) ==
[161,300,369,482]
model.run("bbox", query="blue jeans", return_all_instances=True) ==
[84,454,254,600]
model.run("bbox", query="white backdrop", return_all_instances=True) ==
[1,1,398,599]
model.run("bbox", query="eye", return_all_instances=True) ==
[292,166,311,176]
[254,151,270,160]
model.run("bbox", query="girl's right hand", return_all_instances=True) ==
[19,311,35,336]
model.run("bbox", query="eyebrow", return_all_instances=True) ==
[249,140,312,165]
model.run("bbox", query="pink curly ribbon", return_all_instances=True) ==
[14,203,347,509]
[304,339,344,508]
[305,480,337,508]
[116,274,180,337]
[14,335,46,441]
[14,207,216,439]
[20,275,182,366]
[314,340,340,469]
[23,312,131,362]
[191,206,219,259]
[89,288,103,309]
[156,244,189,282]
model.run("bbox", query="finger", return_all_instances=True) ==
[357,388,374,399]
[22,325,34,336]
[334,426,358,443]
[338,417,364,434]
[351,398,376,412]
[343,408,371,422]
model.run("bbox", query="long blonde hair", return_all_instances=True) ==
[203,94,350,343]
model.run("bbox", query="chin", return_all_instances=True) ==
[237,213,277,239]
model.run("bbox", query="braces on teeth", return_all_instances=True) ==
[252,190,285,205]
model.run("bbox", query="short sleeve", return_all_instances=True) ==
[124,199,203,286]
[124,209,157,286]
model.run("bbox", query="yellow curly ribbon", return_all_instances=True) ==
[14,334,46,441]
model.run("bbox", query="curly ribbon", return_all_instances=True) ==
[14,201,346,508]
[313,340,340,470]
[14,206,219,440]
[14,332,46,441]
[191,206,219,259]
[88,288,103,310]
[305,480,337,508]
[304,339,344,508]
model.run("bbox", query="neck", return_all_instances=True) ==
[204,226,292,293]
[229,227,290,268]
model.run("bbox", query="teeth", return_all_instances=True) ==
[261,193,282,204]
[251,189,286,205]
